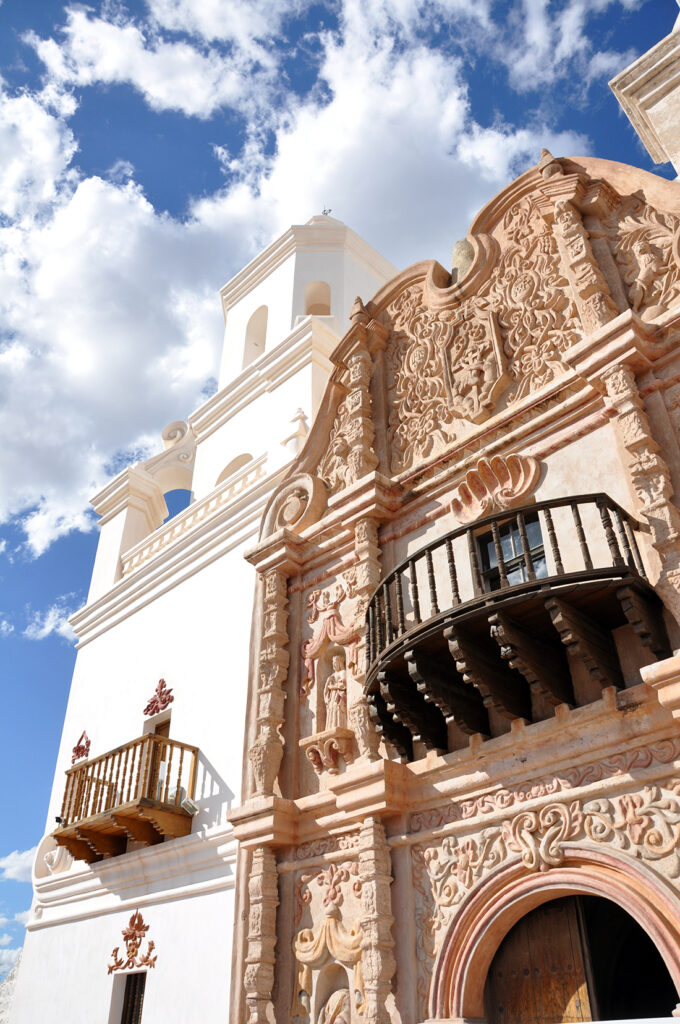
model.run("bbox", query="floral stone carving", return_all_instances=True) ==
[108,911,157,973]
[450,453,540,523]
[604,196,680,321]
[71,730,90,764]
[143,678,174,716]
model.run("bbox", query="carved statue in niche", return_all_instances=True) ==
[324,654,348,731]
[317,989,351,1024]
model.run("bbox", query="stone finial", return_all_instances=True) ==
[350,296,369,324]
[143,678,174,716]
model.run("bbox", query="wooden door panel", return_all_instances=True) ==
[486,898,592,1024]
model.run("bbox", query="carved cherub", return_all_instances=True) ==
[324,654,348,731]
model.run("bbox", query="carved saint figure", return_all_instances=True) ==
[324,655,348,731]
[318,989,351,1024]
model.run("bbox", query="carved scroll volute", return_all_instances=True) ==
[249,570,289,797]
[261,474,327,540]
[451,453,540,524]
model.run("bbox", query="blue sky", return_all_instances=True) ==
[0,0,677,980]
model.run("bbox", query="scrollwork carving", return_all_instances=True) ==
[261,474,327,539]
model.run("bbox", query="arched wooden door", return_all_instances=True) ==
[484,895,677,1024]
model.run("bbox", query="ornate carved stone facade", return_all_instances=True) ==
[230,154,680,1024]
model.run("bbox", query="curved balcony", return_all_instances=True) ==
[364,494,670,761]
[54,734,198,864]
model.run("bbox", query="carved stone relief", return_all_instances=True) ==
[450,453,540,523]
[249,571,289,797]
[318,349,378,495]
[385,198,580,474]
[291,860,364,1021]
[604,196,680,321]
[261,474,327,538]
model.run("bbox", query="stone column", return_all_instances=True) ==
[603,363,680,618]
[358,816,396,1024]
[349,517,382,762]
[249,569,289,796]
[244,846,279,1024]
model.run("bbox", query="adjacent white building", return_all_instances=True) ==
[9,215,395,1024]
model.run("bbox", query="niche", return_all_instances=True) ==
[243,305,268,368]
[305,281,331,316]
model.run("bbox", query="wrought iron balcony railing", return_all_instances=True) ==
[54,734,198,863]
[364,494,669,761]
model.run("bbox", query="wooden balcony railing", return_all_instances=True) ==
[367,493,648,681]
[54,734,198,863]
[363,494,670,761]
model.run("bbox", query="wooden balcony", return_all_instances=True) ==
[54,735,198,864]
[365,493,670,760]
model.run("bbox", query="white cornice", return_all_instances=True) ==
[219,217,397,317]
[30,824,237,929]
[90,465,167,525]
[190,316,338,441]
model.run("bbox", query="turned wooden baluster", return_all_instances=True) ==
[367,603,376,664]
[516,511,536,581]
[409,558,422,624]
[113,749,123,808]
[624,517,646,579]
[445,537,460,604]
[395,572,405,634]
[543,507,564,575]
[570,502,593,570]
[383,581,394,645]
[176,746,185,805]
[133,739,146,801]
[597,498,624,567]
[611,507,634,570]
[375,590,385,655]
[467,529,483,595]
[123,743,133,802]
[490,519,509,589]
[425,548,440,614]
[163,741,174,803]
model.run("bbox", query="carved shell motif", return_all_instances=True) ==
[451,454,540,523]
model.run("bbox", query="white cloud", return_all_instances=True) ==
[13,911,30,927]
[0,0,646,557]
[0,948,20,976]
[23,600,77,642]
[0,848,36,883]
[0,620,13,636]
[27,7,279,120]
[0,935,11,948]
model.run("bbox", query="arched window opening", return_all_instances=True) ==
[216,453,253,487]
[243,305,268,368]
[484,894,677,1023]
[162,488,192,524]
[304,280,331,316]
